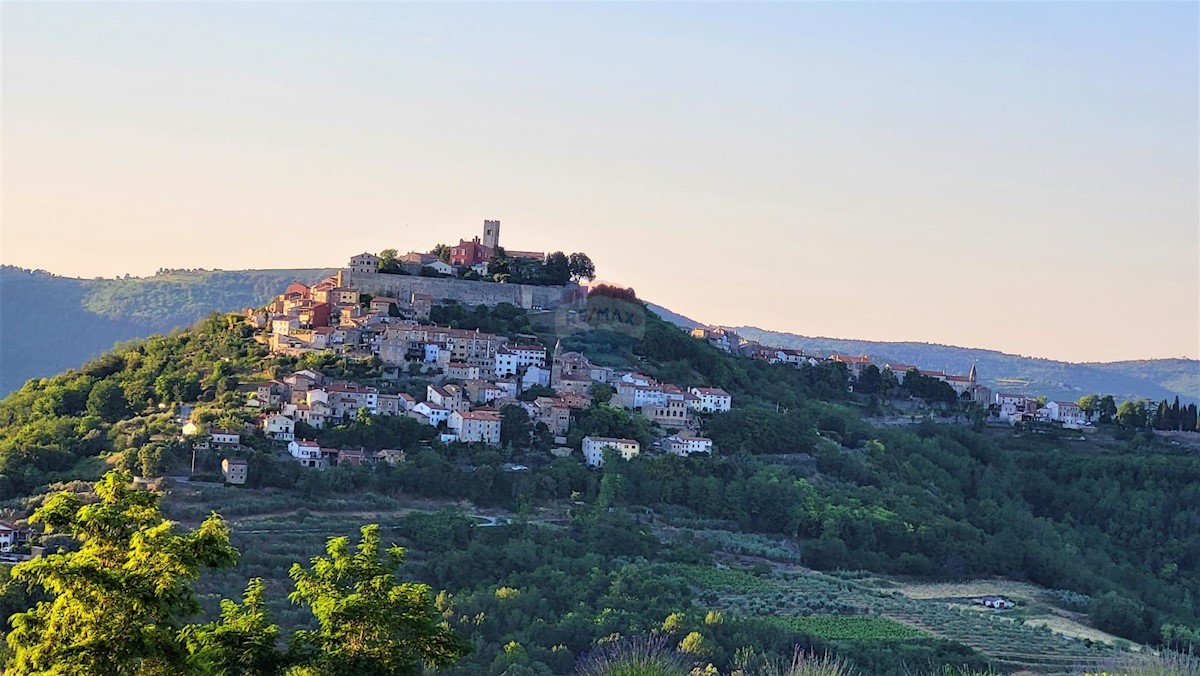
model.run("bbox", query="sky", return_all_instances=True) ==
[2,2,1197,364]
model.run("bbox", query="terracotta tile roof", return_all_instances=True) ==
[457,410,501,421]
[585,436,638,445]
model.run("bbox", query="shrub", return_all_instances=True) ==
[575,636,693,676]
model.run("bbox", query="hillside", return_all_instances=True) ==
[645,315,1196,404]
[0,293,1197,673]
[0,266,331,395]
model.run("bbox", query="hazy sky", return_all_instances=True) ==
[3,2,1197,363]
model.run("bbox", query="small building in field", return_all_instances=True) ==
[221,458,248,485]
[978,596,1015,610]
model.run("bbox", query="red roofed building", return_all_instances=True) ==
[831,354,872,378]
[448,220,544,267]
[450,238,492,266]
[448,410,502,445]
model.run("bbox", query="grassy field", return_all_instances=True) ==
[895,580,1052,602]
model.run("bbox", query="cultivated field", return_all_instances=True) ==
[159,484,1134,675]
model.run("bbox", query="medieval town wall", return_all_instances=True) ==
[342,270,586,310]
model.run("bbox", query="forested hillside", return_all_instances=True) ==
[0,295,1197,674]
[0,266,330,395]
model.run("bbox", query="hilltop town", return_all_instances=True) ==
[178,220,1119,484]
[188,217,1139,484]
[182,220,730,477]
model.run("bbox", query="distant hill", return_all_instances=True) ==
[643,302,704,331]
[731,327,1198,405]
[0,266,331,395]
[644,303,1197,404]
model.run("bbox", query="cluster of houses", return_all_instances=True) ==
[694,325,1090,428]
[223,293,739,470]
[243,342,732,468]
[255,273,553,368]
[249,274,430,356]
[994,393,1088,427]
[695,325,993,403]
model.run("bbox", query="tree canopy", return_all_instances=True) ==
[6,471,239,674]
[288,524,469,675]
[2,472,469,676]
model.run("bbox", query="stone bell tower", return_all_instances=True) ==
[482,219,501,250]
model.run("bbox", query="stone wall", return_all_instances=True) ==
[343,270,586,310]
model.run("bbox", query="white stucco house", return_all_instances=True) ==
[582,436,640,467]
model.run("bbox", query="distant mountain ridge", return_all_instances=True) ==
[0,266,331,395]
[645,302,1197,404]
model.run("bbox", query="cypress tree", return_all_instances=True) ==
[1154,400,1169,430]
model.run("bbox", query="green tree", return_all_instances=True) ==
[879,368,900,398]
[966,402,987,431]
[138,444,167,477]
[378,249,401,274]
[1077,394,1100,419]
[287,525,468,675]
[488,247,511,278]
[542,252,571,286]
[500,404,532,450]
[567,253,596,282]
[1116,400,1149,430]
[87,379,131,422]
[1098,395,1118,423]
[181,578,284,676]
[588,383,615,405]
[430,244,451,263]
[855,365,882,395]
[6,471,239,674]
